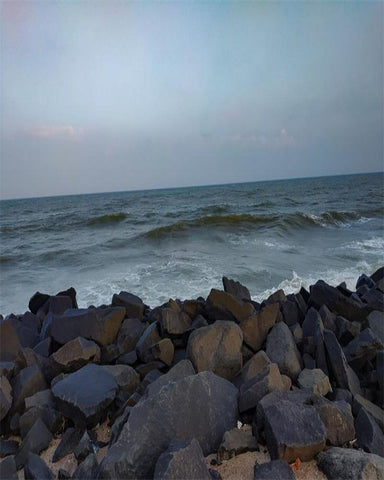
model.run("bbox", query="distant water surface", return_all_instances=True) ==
[1,173,383,315]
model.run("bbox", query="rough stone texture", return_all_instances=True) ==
[112,291,145,319]
[344,328,383,370]
[29,291,50,314]
[52,427,84,463]
[353,394,384,432]
[33,337,52,357]
[141,338,175,366]
[254,460,295,480]
[362,288,384,312]
[367,311,384,345]
[378,350,384,408]
[0,439,19,458]
[52,363,118,427]
[356,408,384,457]
[15,417,53,468]
[217,428,258,463]
[0,319,22,362]
[297,369,332,396]
[319,305,337,333]
[234,351,271,388]
[289,323,303,346]
[51,336,101,372]
[19,404,62,438]
[335,316,361,346]
[144,359,195,399]
[135,323,162,361]
[0,375,12,420]
[0,455,18,480]
[100,365,140,395]
[206,288,255,323]
[240,303,281,352]
[222,276,251,301]
[263,399,326,462]
[97,371,239,479]
[281,299,301,327]
[266,322,302,380]
[186,320,243,380]
[72,453,98,480]
[24,452,55,480]
[74,431,93,463]
[313,396,355,446]
[159,309,191,336]
[317,447,384,480]
[153,439,211,480]
[10,364,47,413]
[302,308,328,376]
[50,307,125,346]
[117,318,145,354]
[264,289,286,306]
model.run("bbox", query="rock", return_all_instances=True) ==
[377,350,384,408]
[317,447,384,480]
[52,364,118,428]
[357,274,376,290]
[240,303,281,352]
[217,428,258,463]
[144,359,195,399]
[58,468,71,479]
[234,351,272,388]
[24,452,54,480]
[135,361,165,378]
[319,305,337,332]
[15,417,53,468]
[281,299,301,327]
[335,316,361,346]
[303,353,316,369]
[29,292,50,314]
[0,456,18,480]
[0,375,12,420]
[100,365,140,395]
[74,431,93,463]
[264,289,286,306]
[0,439,19,458]
[344,328,382,370]
[33,337,52,357]
[50,307,125,346]
[301,308,328,375]
[323,329,361,395]
[0,319,22,361]
[263,399,326,462]
[52,427,84,463]
[0,361,15,379]
[24,388,52,411]
[135,322,162,361]
[254,460,295,480]
[117,350,137,366]
[51,337,101,372]
[289,323,303,346]
[117,318,145,353]
[206,288,255,323]
[356,408,384,456]
[310,280,370,322]
[112,291,145,319]
[10,365,47,413]
[297,369,332,396]
[265,322,302,380]
[361,288,384,311]
[72,453,98,480]
[153,439,211,480]
[367,311,384,344]
[109,407,131,446]
[19,405,62,437]
[45,295,73,316]
[371,266,384,284]
[182,299,205,320]
[186,320,243,380]
[353,394,384,432]
[97,371,239,479]
[159,309,191,336]
[281,375,291,391]
[141,338,175,366]
[222,277,251,302]
[56,287,78,308]
[313,396,355,446]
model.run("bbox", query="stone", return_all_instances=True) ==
[186,320,243,380]
[222,276,251,301]
[263,400,326,462]
[0,375,12,420]
[144,359,196,399]
[371,267,384,284]
[153,439,211,480]
[135,322,162,361]
[0,361,15,379]
[109,407,131,446]
[57,287,78,308]
[182,299,205,320]
[264,290,286,306]
[15,417,53,468]
[10,365,47,413]
[240,303,281,352]
[112,291,145,319]
[29,292,50,314]
[51,336,101,372]
[52,427,84,463]
[0,319,22,361]
[289,323,303,346]
[313,396,355,446]
[217,428,258,463]
[117,317,145,353]
[33,337,52,357]
[356,408,384,457]
[45,295,72,316]
[135,361,165,378]
[281,299,301,327]
[353,394,384,432]
[19,405,62,438]
[74,431,93,463]
[97,371,239,479]
[24,452,54,480]
[317,447,384,480]
[357,274,376,290]
[281,375,292,391]
[234,351,271,388]
[361,288,384,312]
[141,338,175,366]
[50,307,125,346]
[58,469,71,479]
[335,316,361,346]
[266,322,302,380]
[52,364,118,428]
[100,365,140,395]
[367,311,384,344]
[254,460,295,480]
[24,388,52,410]
[159,309,191,336]
[206,288,255,323]
[72,453,98,480]
[0,456,18,480]
[301,308,328,375]
[117,350,137,366]
[303,353,315,369]
[297,369,332,396]
[377,350,384,408]
[0,439,19,458]
[344,328,382,370]
[319,305,337,332]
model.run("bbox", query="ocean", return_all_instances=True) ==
[0,172,383,316]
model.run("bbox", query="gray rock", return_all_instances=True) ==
[52,427,84,463]
[0,455,18,480]
[313,396,355,446]
[24,389,53,410]
[353,394,384,432]
[112,291,145,319]
[217,428,258,463]
[0,375,12,420]
[51,337,100,372]
[335,316,361,346]
[0,439,19,458]
[100,365,140,395]
[356,408,384,457]
[15,417,52,468]
[72,453,98,480]
[266,322,302,380]
[24,452,54,480]
[117,317,145,353]
[222,276,251,302]
[377,350,384,408]
[319,305,337,333]
[233,351,271,388]
[10,365,47,413]
[140,338,175,366]
[206,289,255,323]
[74,431,93,463]
[135,323,162,361]
[367,311,384,345]
[109,407,131,446]
[159,309,192,336]
[254,460,295,480]
[19,405,62,437]
[297,369,332,396]
[361,288,384,312]
[281,299,301,327]
[144,359,195,399]
[240,303,281,352]
[301,308,328,375]
[344,328,383,370]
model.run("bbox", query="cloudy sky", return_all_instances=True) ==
[1,1,383,199]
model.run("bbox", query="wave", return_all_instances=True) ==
[86,212,128,226]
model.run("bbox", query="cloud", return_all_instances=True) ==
[25,125,85,139]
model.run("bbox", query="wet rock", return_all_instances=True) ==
[222,277,251,302]
[217,428,258,463]
[254,460,295,480]
[51,336,101,372]
[240,303,281,352]
[52,427,84,463]
[144,359,195,399]
[52,364,118,428]
[0,440,19,458]
[141,338,175,366]
[234,351,271,388]
[313,396,355,446]
[353,394,384,432]
[344,328,382,370]
[15,417,53,468]
[297,369,332,396]
[24,452,54,480]
[97,371,238,479]
[154,439,211,480]
[159,308,191,336]
[367,311,384,344]
[206,288,255,323]
[135,322,162,361]
[100,365,140,395]
[72,453,98,480]
[317,447,384,480]
[356,408,384,457]
[0,319,22,362]
[11,365,47,413]
[0,455,18,480]
[266,322,302,380]
[0,375,12,420]
[186,320,243,380]
[112,291,145,319]
[74,431,93,463]
[117,317,145,353]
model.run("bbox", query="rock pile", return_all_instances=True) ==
[0,268,383,479]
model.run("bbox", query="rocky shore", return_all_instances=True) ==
[1,268,383,480]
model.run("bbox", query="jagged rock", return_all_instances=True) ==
[72,453,98,480]
[313,396,355,446]
[112,291,145,319]
[100,365,140,395]
[0,361,15,379]
[357,274,376,290]
[367,311,384,344]
[281,299,301,327]
[45,295,73,316]
[0,440,19,458]
[317,447,384,480]
[117,350,137,366]
[217,428,258,463]
[297,369,332,396]
[264,289,286,306]
[117,318,145,353]
[10,365,47,413]
[33,337,52,357]
[281,375,292,391]
[303,353,316,369]
[100,344,120,364]
[135,361,165,378]
[319,305,337,332]
[353,394,384,432]
[141,338,175,366]
[58,468,71,479]
[56,287,78,308]
[362,288,384,311]
[0,455,18,480]
[0,319,22,361]
[377,350,384,408]
[182,299,205,320]
[135,323,162,361]
[323,329,361,395]
[15,417,52,468]
[222,277,251,302]
[0,375,12,420]
[97,371,239,479]
[356,408,384,457]
[52,364,118,427]
[266,322,302,380]
[50,307,125,346]
[153,439,211,480]
[240,303,281,352]
[24,389,52,411]
[234,351,271,388]
[19,405,62,438]
[52,427,84,463]
[335,316,361,346]
[254,460,295,480]
[289,323,303,346]
[51,337,100,372]
[24,452,54,480]
[186,320,243,380]
[344,328,383,370]
[144,359,195,399]
[28,292,50,314]
[159,308,191,336]
[74,431,93,463]
[109,407,131,446]
[206,289,255,323]
[329,388,353,405]
[301,308,328,375]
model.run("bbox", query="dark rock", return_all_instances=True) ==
[57,287,78,308]
[254,460,295,480]
[33,337,52,357]
[52,364,118,428]
[0,439,19,458]
[109,407,131,446]
[97,371,238,479]
[281,299,301,327]
[51,337,101,372]
[0,375,12,420]
[52,427,84,463]
[328,388,353,405]
[0,361,15,379]
[9,412,20,434]
[100,343,120,364]
[356,408,384,456]
[153,439,211,480]
[344,328,382,370]
[182,315,209,344]
[289,323,303,346]
[222,277,251,302]
[141,338,175,366]
[186,320,243,380]
[15,417,52,468]
[371,266,384,284]
[45,295,72,316]
[377,350,384,408]
[11,365,47,413]
[58,468,71,479]
[135,361,165,378]
[29,292,50,315]
[303,353,316,369]
[319,305,337,332]
[72,453,98,480]
[144,359,195,399]
[25,389,52,411]
[301,308,328,375]
[217,428,258,463]
[0,455,18,480]
[361,288,384,311]
[317,447,384,480]
[265,322,302,380]
[182,299,205,320]
[117,317,145,353]
[357,274,376,290]
[74,431,93,463]
[240,303,281,352]
[50,307,125,346]
[367,311,384,345]
[0,319,22,361]
[24,452,54,480]
[313,396,355,446]
[264,289,286,306]
[206,288,255,323]
[335,316,361,346]
[297,369,331,396]
[135,322,162,361]
[159,309,191,336]
[117,350,137,366]
[19,405,62,438]
[100,365,140,395]
[233,351,271,388]
[353,394,384,432]
[112,291,145,319]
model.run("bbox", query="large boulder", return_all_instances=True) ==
[301,308,328,375]
[100,365,140,395]
[15,418,52,468]
[0,375,12,420]
[344,328,383,370]
[52,364,118,427]
[0,319,22,361]
[10,365,47,413]
[353,394,384,432]
[297,369,332,396]
[135,323,162,361]
[206,289,255,323]
[24,452,54,480]
[52,427,84,463]
[313,396,355,446]
[217,428,258,463]
[0,456,18,480]
[112,291,145,319]
[117,318,145,353]
[254,460,295,480]
[144,359,195,399]
[97,371,239,479]
[222,277,251,302]
[240,303,281,352]
[234,351,271,388]
[159,309,191,336]
[367,311,384,345]
[186,321,243,380]
[356,408,384,457]
[51,336,100,372]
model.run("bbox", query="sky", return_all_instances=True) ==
[1,1,383,200]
